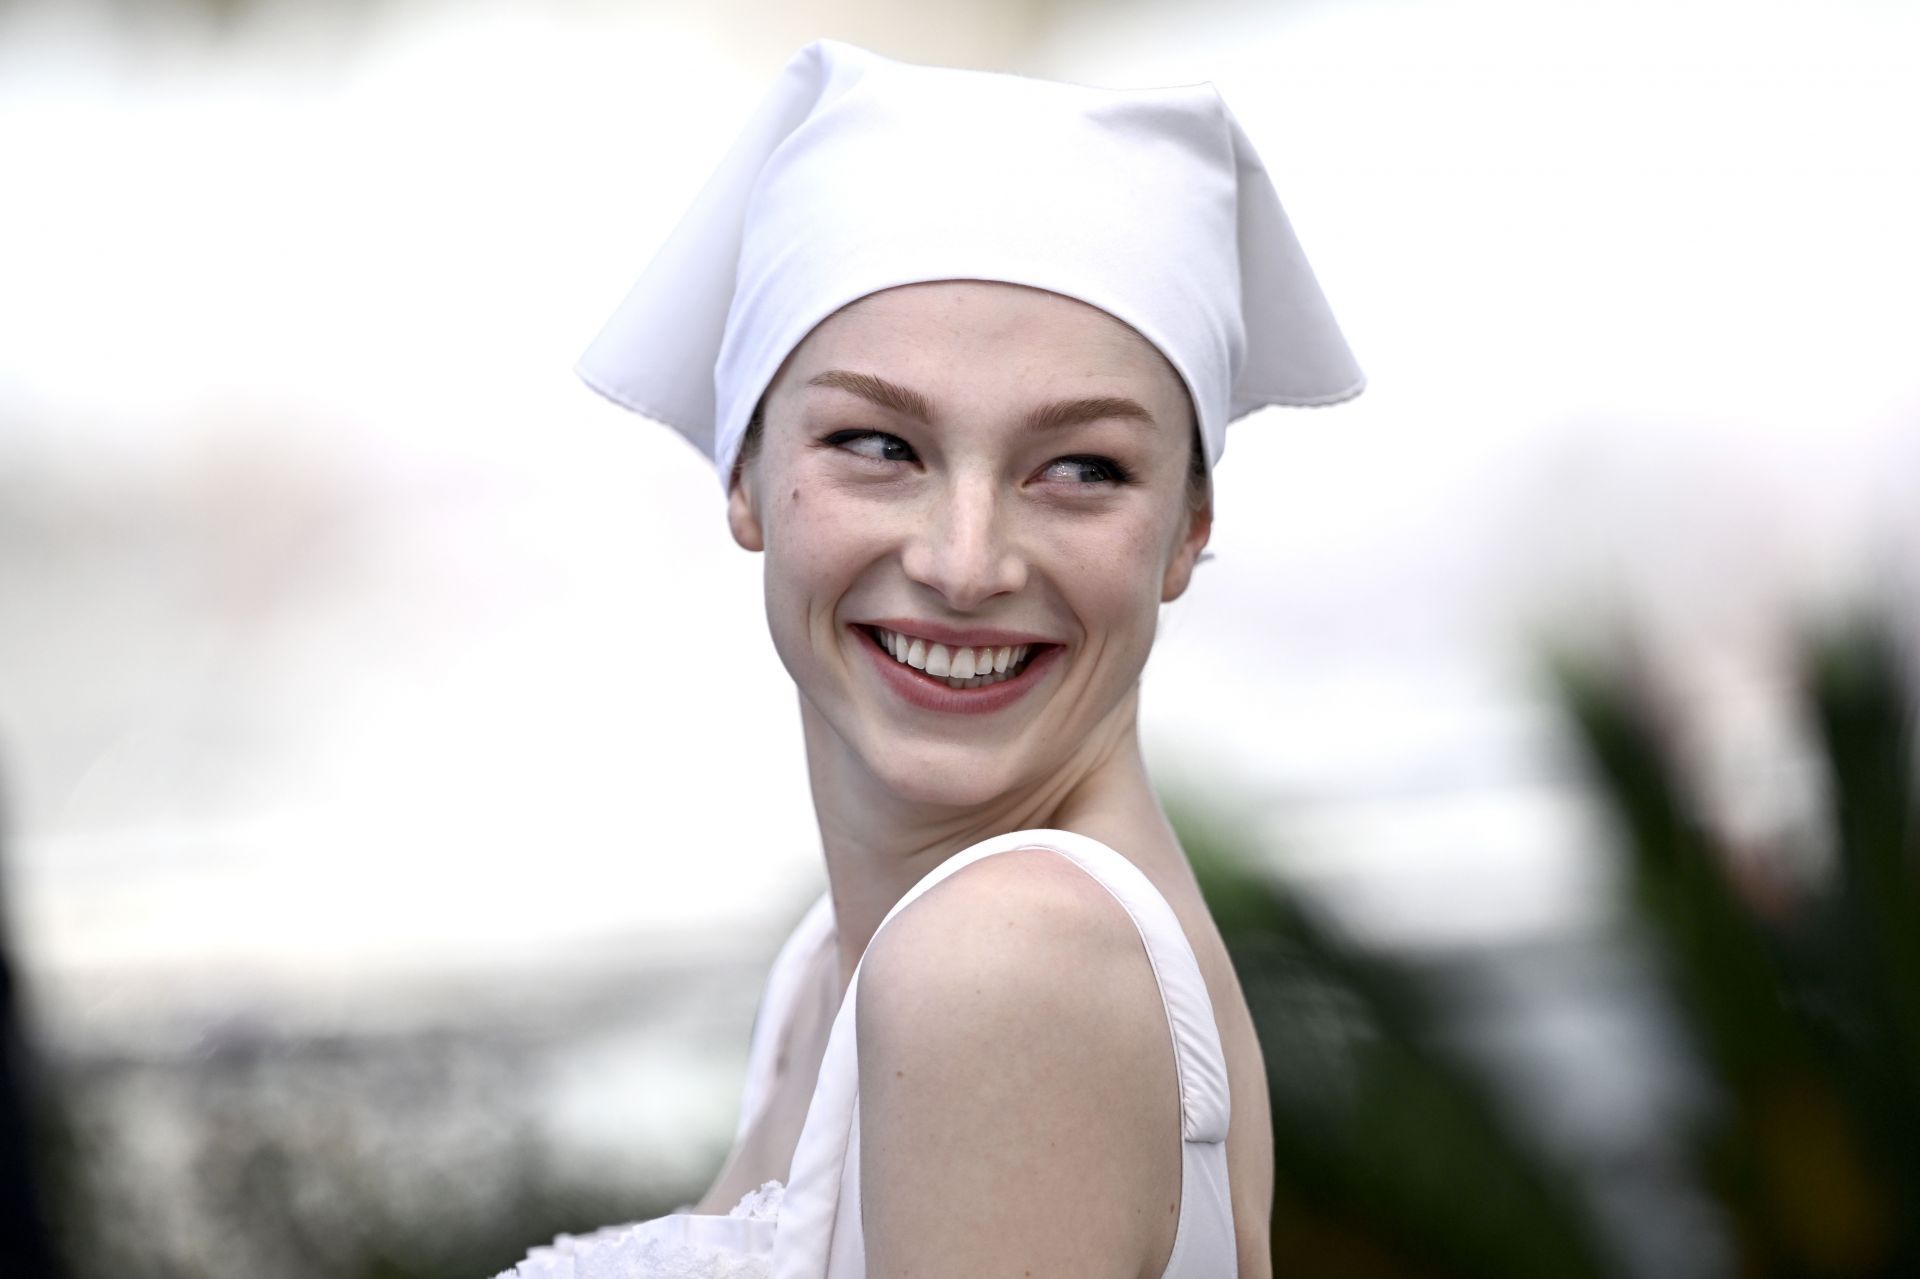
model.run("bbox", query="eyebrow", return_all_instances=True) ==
[1024,394,1157,434]
[807,369,1157,434]
[807,369,933,422]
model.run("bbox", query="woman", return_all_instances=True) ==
[500,38,1361,1279]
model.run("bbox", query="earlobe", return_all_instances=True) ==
[727,471,766,552]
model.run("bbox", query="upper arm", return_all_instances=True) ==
[855,849,1182,1279]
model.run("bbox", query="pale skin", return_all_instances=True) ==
[693,281,1276,1278]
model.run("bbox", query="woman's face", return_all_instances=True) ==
[728,281,1211,808]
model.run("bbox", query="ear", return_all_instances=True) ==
[726,462,765,553]
[1160,496,1213,603]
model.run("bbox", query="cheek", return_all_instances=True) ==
[762,485,883,616]
[1052,512,1173,639]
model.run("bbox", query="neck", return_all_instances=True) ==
[800,688,1170,992]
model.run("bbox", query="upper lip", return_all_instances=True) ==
[860,618,1061,648]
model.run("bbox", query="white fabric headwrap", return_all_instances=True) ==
[577,39,1364,487]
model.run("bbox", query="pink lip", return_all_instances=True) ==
[860,617,1060,648]
[853,625,1061,715]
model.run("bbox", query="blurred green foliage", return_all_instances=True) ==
[1559,616,1918,1274]
[1178,802,1614,1279]
[1181,610,1919,1277]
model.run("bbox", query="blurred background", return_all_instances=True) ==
[1,0,1917,1276]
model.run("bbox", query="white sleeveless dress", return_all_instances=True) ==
[495,829,1239,1278]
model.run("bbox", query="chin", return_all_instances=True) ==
[862,737,1038,810]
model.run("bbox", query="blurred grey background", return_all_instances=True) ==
[1,0,1917,1275]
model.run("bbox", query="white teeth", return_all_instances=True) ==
[872,628,1041,689]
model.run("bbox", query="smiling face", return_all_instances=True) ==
[727,280,1212,809]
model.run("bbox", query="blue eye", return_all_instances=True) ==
[1043,456,1134,485]
[826,430,916,463]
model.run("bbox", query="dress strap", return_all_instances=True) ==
[771,829,1231,1278]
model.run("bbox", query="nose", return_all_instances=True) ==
[900,473,1027,610]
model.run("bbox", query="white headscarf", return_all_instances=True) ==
[577,39,1363,486]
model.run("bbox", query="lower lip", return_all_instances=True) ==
[856,628,1061,715]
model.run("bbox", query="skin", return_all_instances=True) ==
[709,280,1274,1277]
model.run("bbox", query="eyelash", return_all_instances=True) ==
[1046,455,1136,485]
[821,430,1137,486]
[823,429,916,464]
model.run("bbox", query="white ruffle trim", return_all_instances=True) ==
[725,1181,784,1222]
[495,1180,784,1279]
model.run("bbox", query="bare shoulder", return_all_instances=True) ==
[856,848,1161,1089]
[856,848,1182,1277]
[861,847,1140,999]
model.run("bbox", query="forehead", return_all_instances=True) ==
[774,280,1189,410]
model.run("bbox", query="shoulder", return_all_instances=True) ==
[859,846,1143,1017]
[854,847,1181,1276]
